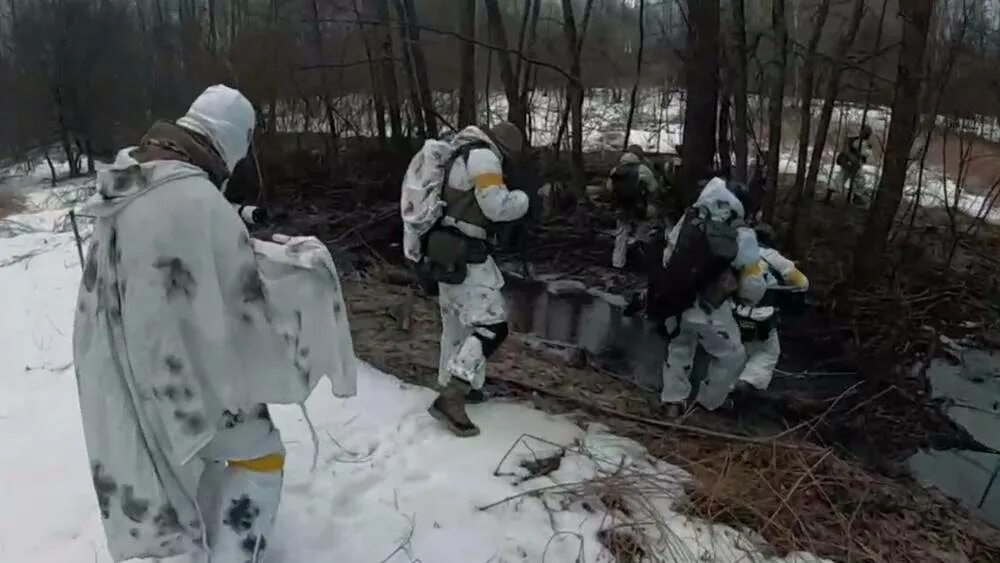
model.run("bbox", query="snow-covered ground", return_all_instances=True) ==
[0,177,828,562]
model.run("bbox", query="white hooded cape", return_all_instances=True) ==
[72,87,355,561]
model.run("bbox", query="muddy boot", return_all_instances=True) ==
[428,384,480,437]
[623,291,645,318]
[660,402,686,418]
[465,387,490,404]
[648,394,686,418]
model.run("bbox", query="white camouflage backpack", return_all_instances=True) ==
[401,138,455,262]
[400,135,488,262]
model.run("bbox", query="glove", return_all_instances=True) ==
[233,204,268,225]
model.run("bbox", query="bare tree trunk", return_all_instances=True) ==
[718,91,732,178]
[514,0,532,83]
[43,147,57,187]
[518,0,542,97]
[731,0,749,182]
[457,0,476,127]
[267,0,280,136]
[517,0,543,139]
[854,0,934,286]
[483,0,527,133]
[400,61,424,137]
[623,0,646,150]
[354,0,387,146]
[484,48,493,125]
[559,0,596,193]
[861,0,891,130]
[761,0,787,223]
[229,0,238,46]
[207,0,217,53]
[374,0,403,141]
[395,0,437,138]
[83,138,95,174]
[310,0,339,160]
[790,0,831,208]
[52,83,79,177]
[177,0,200,76]
[904,4,970,244]
[395,13,426,139]
[789,0,865,252]
[679,0,720,205]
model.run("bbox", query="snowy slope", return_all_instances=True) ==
[0,183,824,562]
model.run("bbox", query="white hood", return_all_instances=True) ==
[176,84,255,172]
[695,177,745,222]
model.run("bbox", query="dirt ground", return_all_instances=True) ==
[0,189,22,220]
[342,272,1000,562]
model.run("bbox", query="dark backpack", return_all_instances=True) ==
[646,212,739,321]
[835,136,862,173]
[610,161,645,209]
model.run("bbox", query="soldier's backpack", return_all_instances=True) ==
[610,161,645,210]
[646,211,739,322]
[835,136,862,173]
[400,137,487,263]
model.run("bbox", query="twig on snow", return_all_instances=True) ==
[378,512,417,563]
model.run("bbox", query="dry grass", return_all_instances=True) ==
[597,529,647,563]
[344,274,1000,562]
[675,442,1000,562]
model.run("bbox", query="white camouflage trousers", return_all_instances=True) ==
[612,211,669,269]
[738,329,781,390]
[195,407,284,563]
[437,262,507,390]
[661,300,746,410]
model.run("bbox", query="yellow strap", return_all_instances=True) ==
[740,262,763,279]
[227,453,284,473]
[473,173,503,191]
[785,269,809,289]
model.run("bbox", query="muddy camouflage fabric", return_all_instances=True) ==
[131,120,231,189]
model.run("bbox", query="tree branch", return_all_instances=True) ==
[297,16,578,85]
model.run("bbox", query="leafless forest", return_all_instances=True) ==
[3,1,1000,279]
[4,0,1000,560]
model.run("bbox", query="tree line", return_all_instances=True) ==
[2,0,1000,285]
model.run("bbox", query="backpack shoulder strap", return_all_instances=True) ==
[759,253,784,283]
[442,140,491,190]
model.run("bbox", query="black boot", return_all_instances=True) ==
[623,291,645,318]
[428,384,480,437]
[465,387,490,404]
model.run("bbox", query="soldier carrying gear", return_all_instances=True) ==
[733,223,809,392]
[829,124,874,205]
[401,121,530,437]
[608,144,668,269]
[73,85,357,563]
[656,178,767,416]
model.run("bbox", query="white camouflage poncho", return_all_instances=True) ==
[73,150,356,560]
